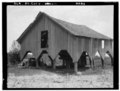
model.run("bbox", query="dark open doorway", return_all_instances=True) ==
[37,50,53,68]
[78,51,91,68]
[55,50,73,69]
[19,51,36,68]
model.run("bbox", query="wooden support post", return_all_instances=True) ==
[107,51,113,66]
[53,60,56,69]
[101,57,104,68]
[36,59,39,68]
[89,56,92,68]
[98,50,105,69]
[74,62,78,74]
[89,56,94,69]
[93,59,95,68]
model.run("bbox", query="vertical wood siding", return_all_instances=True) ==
[20,15,45,59]
[20,15,113,64]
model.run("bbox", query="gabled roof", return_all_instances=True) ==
[17,12,112,43]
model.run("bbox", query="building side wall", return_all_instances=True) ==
[44,16,80,62]
[20,14,113,63]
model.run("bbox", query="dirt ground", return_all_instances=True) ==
[7,66,113,88]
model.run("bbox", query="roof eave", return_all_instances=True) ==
[17,12,43,44]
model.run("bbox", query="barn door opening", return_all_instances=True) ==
[41,31,48,48]
[19,51,36,68]
[54,50,73,69]
[37,50,53,68]
[78,51,91,68]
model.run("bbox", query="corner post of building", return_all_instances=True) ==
[74,38,79,74]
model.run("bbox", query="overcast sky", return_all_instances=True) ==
[7,5,113,52]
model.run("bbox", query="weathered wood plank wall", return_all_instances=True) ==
[20,15,45,59]
[20,14,113,65]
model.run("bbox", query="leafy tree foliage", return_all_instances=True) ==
[8,41,21,65]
